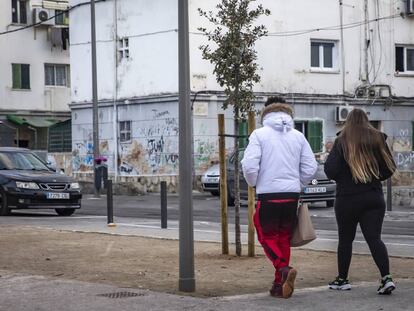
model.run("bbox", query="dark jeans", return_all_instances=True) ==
[335,189,390,279]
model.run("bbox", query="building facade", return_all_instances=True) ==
[69,0,414,191]
[0,0,71,152]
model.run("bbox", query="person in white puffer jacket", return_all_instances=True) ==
[241,96,317,299]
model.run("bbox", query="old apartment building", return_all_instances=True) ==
[0,0,71,154]
[69,0,414,191]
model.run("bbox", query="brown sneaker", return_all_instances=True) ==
[269,282,283,298]
[279,267,297,299]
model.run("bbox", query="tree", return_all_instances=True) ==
[198,0,270,256]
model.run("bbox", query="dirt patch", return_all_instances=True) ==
[0,225,413,297]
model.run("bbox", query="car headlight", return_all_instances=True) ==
[70,182,80,189]
[16,181,39,190]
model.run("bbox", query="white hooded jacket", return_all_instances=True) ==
[241,108,318,194]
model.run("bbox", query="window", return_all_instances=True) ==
[295,120,323,153]
[48,120,72,152]
[12,63,30,89]
[311,40,338,71]
[118,38,130,61]
[11,0,27,24]
[55,10,69,25]
[119,121,132,142]
[395,45,414,74]
[45,64,70,87]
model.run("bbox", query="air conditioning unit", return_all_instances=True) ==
[407,0,414,15]
[336,106,354,122]
[33,8,55,26]
[368,86,390,98]
[355,88,366,98]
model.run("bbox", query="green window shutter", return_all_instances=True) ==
[21,64,30,89]
[238,120,248,149]
[308,120,323,153]
[12,64,21,89]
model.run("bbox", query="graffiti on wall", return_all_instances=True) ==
[394,151,414,171]
[72,105,218,176]
[194,139,217,171]
[119,109,182,175]
[72,127,112,172]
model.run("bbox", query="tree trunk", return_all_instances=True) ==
[234,106,242,256]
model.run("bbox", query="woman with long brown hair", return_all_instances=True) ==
[324,108,396,295]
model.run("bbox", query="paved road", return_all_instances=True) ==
[65,193,414,236]
[5,192,414,257]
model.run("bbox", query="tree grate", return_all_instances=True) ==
[97,291,145,299]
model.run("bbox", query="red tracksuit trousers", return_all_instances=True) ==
[254,193,298,283]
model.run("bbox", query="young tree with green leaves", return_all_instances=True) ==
[198,0,270,256]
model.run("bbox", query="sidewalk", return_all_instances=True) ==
[1,271,413,311]
[1,214,413,310]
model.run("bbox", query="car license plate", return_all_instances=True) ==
[304,187,326,194]
[207,177,218,182]
[47,193,70,199]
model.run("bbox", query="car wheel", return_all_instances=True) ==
[327,200,335,208]
[55,208,76,216]
[0,190,11,216]
[210,190,220,196]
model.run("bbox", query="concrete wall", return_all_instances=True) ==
[69,0,414,102]
[191,0,414,97]
[68,0,414,193]
[71,95,236,176]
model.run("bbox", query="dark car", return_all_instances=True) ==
[227,151,336,207]
[0,147,82,216]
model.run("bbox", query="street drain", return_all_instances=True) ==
[97,292,145,299]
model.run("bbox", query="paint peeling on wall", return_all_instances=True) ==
[392,129,412,152]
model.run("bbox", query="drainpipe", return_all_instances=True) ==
[339,0,346,95]
[112,0,119,182]
[363,0,369,84]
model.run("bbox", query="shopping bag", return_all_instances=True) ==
[290,203,316,247]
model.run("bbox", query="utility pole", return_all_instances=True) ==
[178,0,195,292]
[91,0,100,196]
[363,0,369,83]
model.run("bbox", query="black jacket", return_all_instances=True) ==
[324,134,395,196]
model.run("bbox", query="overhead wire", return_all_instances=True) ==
[0,0,107,36]
[1,1,402,40]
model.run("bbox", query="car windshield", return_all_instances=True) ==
[0,152,50,171]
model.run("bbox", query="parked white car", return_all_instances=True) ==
[201,164,220,196]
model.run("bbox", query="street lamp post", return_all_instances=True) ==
[178,0,195,292]
[91,0,100,197]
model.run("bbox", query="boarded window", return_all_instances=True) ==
[294,120,323,153]
[48,120,72,152]
[307,120,323,153]
[238,120,248,149]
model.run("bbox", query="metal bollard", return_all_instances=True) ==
[386,178,392,211]
[107,179,116,226]
[161,181,167,228]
